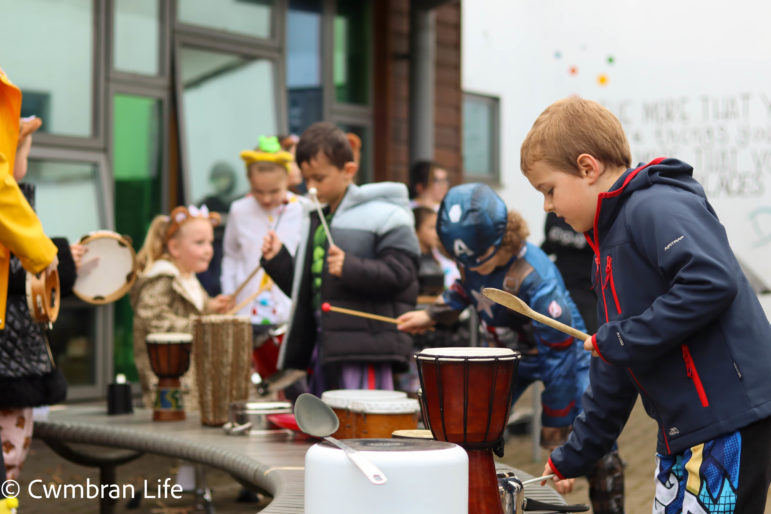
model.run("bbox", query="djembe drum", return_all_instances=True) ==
[416,347,520,514]
[193,315,252,426]
[146,333,193,421]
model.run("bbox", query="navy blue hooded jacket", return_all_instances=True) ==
[549,158,771,479]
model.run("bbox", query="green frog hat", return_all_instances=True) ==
[240,135,294,172]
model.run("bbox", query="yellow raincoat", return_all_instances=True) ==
[0,67,57,329]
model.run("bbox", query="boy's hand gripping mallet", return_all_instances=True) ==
[482,288,590,341]
[308,187,335,247]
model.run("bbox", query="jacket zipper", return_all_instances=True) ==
[681,344,709,407]
[597,255,610,322]
[603,256,622,315]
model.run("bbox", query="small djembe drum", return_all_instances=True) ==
[416,347,520,514]
[146,332,193,421]
[193,315,252,426]
[321,389,408,439]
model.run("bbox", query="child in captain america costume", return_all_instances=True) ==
[397,183,625,514]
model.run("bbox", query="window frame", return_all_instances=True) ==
[322,0,374,180]
[25,146,115,400]
[27,0,107,150]
[107,0,171,87]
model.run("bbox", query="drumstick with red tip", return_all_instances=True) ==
[308,187,335,247]
[321,302,399,325]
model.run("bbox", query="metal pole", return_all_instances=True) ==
[409,6,436,164]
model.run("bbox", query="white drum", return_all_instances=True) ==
[72,230,138,304]
[305,438,468,514]
[320,389,406,439]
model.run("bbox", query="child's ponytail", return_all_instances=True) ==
[136,214,171,275]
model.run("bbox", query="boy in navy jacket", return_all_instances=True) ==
[520,96,771,513]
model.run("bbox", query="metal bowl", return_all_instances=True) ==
[224,401,292,435]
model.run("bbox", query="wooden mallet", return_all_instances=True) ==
[308,187,335,247]
[482,288,590,341]
[321,302,399,325]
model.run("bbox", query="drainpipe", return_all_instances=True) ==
[409,5,436,164]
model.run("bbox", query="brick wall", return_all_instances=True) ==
[373,0,463,187]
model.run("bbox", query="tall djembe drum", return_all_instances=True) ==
[193,315,252,426]
[146,333,193,421]
[416,347,520,514]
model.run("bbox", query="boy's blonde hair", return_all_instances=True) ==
[499,210,530,255]
[520,97,632,176]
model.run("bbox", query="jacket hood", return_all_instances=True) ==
[338,182,412,214]
[143,258,180,278]
[592,158,703,239]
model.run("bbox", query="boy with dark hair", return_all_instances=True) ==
[261,122,419,394]
[521,96,771,513]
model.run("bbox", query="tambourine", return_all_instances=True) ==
[72,231,138,305]
[26,267,60,324]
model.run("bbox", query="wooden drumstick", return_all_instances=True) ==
[227,279,271,316]
[308,187,335,247]
[232,198,290,299]
[482,288,590,341]
[232,263,262,299]
[321,302,399,324]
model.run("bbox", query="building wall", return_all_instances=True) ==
[464,0,771,278]
[374,0,463,186]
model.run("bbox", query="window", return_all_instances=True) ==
[0,0,94,137]
[112,94,164,380]
[113,0,161,75]
[178,47,279,208]
[463,92,500,182]
[25,158,109,388]
[333,0,371,105]
[177,0,274,40]
[287,0,323,135]
[25,160,105,241]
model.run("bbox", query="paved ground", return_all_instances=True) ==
[11,397,771,513]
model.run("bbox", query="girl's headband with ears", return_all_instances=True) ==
[163,204,221,243]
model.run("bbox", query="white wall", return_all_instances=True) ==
[463,0,771,284]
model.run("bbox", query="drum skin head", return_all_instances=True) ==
[73,231,137,304]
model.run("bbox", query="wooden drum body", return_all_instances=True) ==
[416,347,520,514]
[146,333,192,421]
[320,389,407,439]
[349,397,420,439]
[193,315,252,426]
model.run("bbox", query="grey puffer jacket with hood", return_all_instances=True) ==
[263,182,420,373]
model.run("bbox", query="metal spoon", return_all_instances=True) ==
[294,393,387,485]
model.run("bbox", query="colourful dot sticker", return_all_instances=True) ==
[597,74,609,86]
[607,56,615,65]
[569,66,578,76]
[554,51,562,59]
